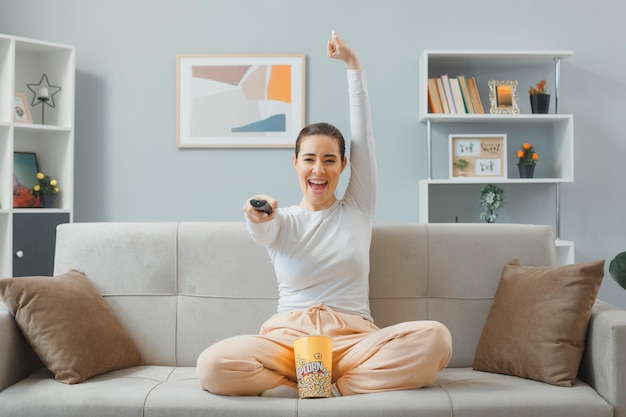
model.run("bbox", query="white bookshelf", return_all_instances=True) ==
[419,50,575,265]
[0,33,74,277]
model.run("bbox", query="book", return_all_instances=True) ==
[467,77,485,114]
[449,77,466,114]
[440,74,456,114]
[427,78,443,113]
[436,77,450,113]
[457,75,475,114]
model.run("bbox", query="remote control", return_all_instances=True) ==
[250,199,273,215]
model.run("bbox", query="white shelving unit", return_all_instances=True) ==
[418,50,574,265]
[0,33,75,277]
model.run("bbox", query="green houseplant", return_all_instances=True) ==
[609,252,626,290]
[479,184,504,223]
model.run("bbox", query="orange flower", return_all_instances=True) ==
[529,80,548,95]
[517,142,538,165]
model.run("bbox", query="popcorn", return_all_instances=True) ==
[296,361,332,398]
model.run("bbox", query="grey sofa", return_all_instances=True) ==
[0,222,624,417]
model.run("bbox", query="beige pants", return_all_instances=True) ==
[197,304,452,396]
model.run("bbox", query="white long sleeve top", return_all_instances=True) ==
[247,70,377,321]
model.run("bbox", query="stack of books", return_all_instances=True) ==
[428,74,484,114]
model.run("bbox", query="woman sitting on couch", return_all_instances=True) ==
[196,32,452,397]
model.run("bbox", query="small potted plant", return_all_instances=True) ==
[479,184,504,223]
[31,171,60,208]
[516,143,538,178]
[529,79,550,114]
[453,159,470,177]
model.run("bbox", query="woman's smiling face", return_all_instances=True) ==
[292,134,347,211]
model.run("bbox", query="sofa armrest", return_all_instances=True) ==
[0,303,42,392]
[579,300,626,417]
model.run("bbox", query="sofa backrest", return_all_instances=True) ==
[53,222,555,368]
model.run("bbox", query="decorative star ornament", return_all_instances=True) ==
[27,74,62,108]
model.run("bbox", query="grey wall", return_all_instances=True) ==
[2,0,625,309]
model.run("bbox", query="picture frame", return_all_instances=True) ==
[13,152,42,208]
[176,53,305,148]
[14,92,32,123]
[488,80,520,114]
[449,134,507,179]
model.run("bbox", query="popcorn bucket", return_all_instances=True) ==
[293,335,333,398]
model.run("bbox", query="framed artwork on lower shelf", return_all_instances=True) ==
[13,152,42,208]
[449,134,507,179]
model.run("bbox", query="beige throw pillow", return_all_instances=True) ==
[0,270,142,384]
[472,258,604,386]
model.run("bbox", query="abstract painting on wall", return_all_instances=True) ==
[176,54,305,148]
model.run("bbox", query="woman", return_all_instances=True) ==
[197,32,452,397]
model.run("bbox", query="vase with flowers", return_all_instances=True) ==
[517,143,538,178]
[529,79,550,114]
[480,184,505,223]
[31,172,60,208]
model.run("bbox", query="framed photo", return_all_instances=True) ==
[488,80,520,114]
[14,92,32,123]
[13,152,42,208]
[449,134,507,179]
[176,53,305,148]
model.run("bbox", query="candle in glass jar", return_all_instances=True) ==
[38,87,49,100]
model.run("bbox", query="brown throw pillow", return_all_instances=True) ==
[0,270,142,384]
[472,258,604,386]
